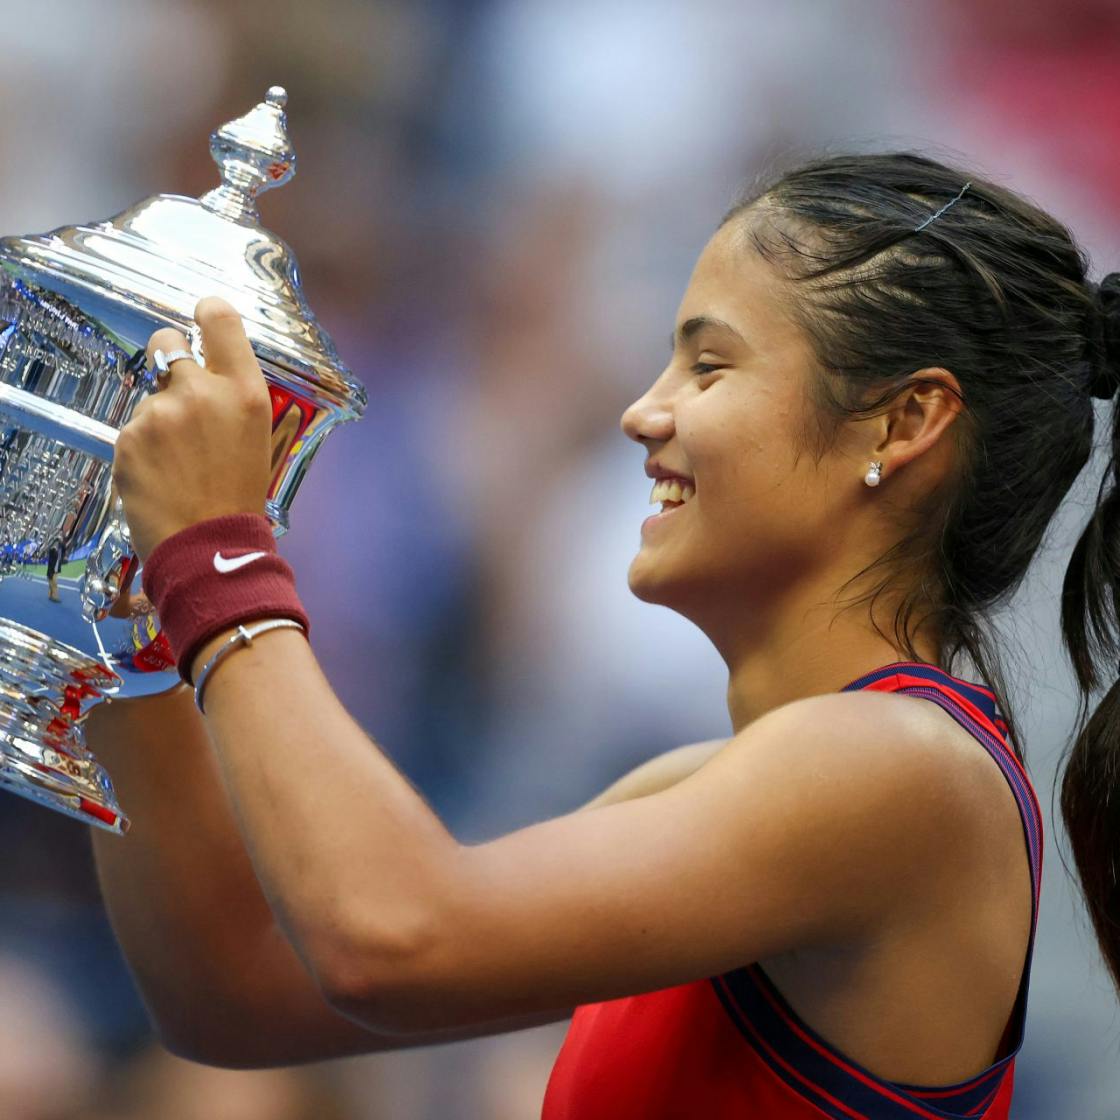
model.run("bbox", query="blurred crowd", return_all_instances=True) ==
[1,0,1120,1115]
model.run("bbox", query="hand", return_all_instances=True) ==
[113,297,273,561]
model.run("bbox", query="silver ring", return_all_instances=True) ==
[153,348,194,375]
[187,323,207,368]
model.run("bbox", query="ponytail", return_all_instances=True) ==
[1060,271,1120,994]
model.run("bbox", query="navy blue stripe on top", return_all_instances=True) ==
[711,660,1041,1119]
[840,661,1005,730]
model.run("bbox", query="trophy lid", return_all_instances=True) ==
[0,86,365,415]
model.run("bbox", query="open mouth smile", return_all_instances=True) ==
[641,478,695,532]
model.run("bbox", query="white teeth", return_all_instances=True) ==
[649,479,695,505]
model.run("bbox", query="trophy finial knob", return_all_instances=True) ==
[199,86,296,223]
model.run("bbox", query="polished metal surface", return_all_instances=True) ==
[0,87,366,830]
[0,619,123,832]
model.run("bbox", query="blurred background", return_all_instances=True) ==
[0,0,1118,1115]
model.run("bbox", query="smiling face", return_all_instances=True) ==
[621,214,875,638]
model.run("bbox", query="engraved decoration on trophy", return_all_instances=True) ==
[0,87,367,833]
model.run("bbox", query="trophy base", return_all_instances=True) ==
[0,618,127,833]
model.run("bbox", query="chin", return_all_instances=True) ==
[627,552,689,608]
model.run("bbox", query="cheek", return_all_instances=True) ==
[682,402,824,560]
[680,400,787,512]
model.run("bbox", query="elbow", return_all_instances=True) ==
[152,1005,335,1069]
[124,980,250,1068]
[136,981,306,1069]
[149,1011,278,1070]
[312,906,451,1035]
[156,1031,251,1071]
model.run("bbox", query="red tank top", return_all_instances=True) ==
[542,661,1043,1119]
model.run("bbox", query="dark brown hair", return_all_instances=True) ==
[722,151,1120,992]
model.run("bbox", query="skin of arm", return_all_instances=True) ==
[106,300,982,1049]
[87,686,722,1067]
[579,739,728,810]
[186,626,975,1037]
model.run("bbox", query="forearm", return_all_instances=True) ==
[86,686,392,1064]
[193,627,461,1009]
[191,629,729,1021]
[88,686,267,1000]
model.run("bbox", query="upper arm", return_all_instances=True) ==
[332,692,980,1031]
[578,738,729,810]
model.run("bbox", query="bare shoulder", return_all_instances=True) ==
[736,688,1008,796]
[803,688,1020,814]
[697,689,1008,885]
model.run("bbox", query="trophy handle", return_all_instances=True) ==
[80,496,133,623]
[0,381,117,461]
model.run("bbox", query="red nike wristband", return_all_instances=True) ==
[141,513,310,683]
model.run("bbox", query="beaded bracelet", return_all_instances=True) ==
[194,618,307,714]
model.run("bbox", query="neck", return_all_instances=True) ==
[685,574,942,734]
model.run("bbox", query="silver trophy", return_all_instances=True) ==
[0,87,366,833]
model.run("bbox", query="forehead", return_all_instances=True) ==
[677,214,805,350]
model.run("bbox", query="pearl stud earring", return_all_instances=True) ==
[864,460,883,487]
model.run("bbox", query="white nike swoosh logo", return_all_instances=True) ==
[213,550,268,574]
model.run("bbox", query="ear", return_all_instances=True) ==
[874,367,965,479]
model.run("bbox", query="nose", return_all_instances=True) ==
[620,380,674,446]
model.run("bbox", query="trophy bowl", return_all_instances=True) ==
[0,87,366,833]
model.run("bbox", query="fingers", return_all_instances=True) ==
[193,296,258,380]
[144,296,260,394]
[145,327,192,371]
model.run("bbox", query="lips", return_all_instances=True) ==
[641,500,688,533]
[644,460,694,485]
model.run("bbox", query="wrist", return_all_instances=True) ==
[190,626,242,685]
[192,619,308,713]
[141,513,310,682]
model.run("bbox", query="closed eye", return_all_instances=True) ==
[692,362,722,377]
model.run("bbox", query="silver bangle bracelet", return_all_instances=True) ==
[193,618,306,714]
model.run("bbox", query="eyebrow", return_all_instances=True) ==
[670,316,746,352]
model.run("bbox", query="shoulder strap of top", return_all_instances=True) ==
[840,660,1011,741]
[711,661,1042,1117]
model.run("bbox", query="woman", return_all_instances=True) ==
[93,152,1118,1118]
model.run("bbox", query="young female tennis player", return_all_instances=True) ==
[91,152,1120,1117]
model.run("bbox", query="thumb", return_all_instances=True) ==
[193,296,258,380]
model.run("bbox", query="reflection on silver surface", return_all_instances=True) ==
[0,87,366,831]
[0,618,121,830]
